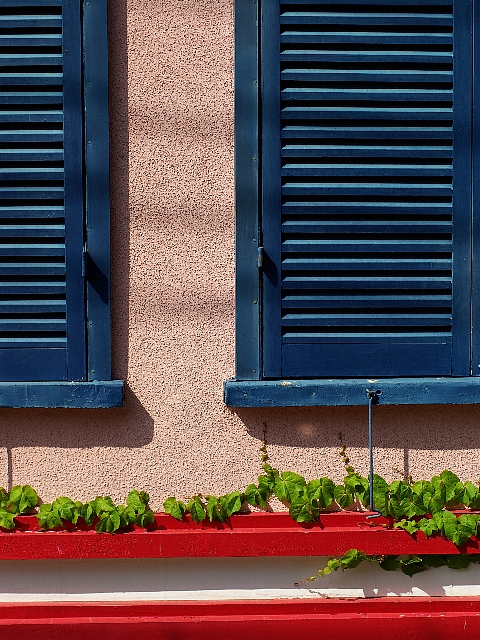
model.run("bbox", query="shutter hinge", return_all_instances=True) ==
[82,246,88,277]
[257,246,265,269]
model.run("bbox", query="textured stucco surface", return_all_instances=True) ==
[1,0,480,509]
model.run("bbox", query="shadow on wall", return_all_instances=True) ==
[0,385,153,450]
[0,0,155,454]
[235,403,480,478]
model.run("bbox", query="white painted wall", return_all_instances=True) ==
[1,557,480,601]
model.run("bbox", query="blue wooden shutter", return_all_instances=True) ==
[0,0,86,381]
[261,0,472,378]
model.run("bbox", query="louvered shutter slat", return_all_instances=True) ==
[0,36,62,46]
[262,0,470,378]
[281,13,453,26]
[283,277,451,290]
[283,127,452,138]
[0,150,64,160]
[282,147,452,158]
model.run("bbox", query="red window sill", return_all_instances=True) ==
[2,511,479,560]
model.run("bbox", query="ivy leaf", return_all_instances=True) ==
[273,476,288,502]
[0,487,9,509]
[321,558,341,576]
[205,496,228,523]
[244,483,268,509]
[257,475,273,497]
[418,517,438,538]
[389,497,411,520]
[117,504,136,526]
[457,514,478,532]
[136,509,155,527]
[402,492,428,518]
[389,481,413,518]
[344,474,369,506]
[340,549,367,570]
[37,504,62,530]
[463,482,480,509]
[400,557,429,577]
[0,507,15,530]
[452,514,477,546]
[8,485,38,514]
[138,491,149,506]
[394,519,419,535]
[412,481,435,498]
[7,486,23,510]
[289,497,318,523]
[53,496,76,508]
[334,484,354,509]
[52,496,81,524]
[96,509,121,533]
[447,555,471,570]
[94,496,116,513]
[379,556,401,572]
[355,478,370,507]
[187,497,207,523]
[277,471,306,503]
[439,470,462,505]
[372,475,389,516]
[431,495,445,515]
[451,482,466,507]
[81,502,97,525]
[307,478,335,510]
[220,491,242,517]
[127,490,148,512]
[261,464,279,491]
[433,511,458,542]
[163,497,186,521]
[424,555,449,569]
[225,491,242,515]
[389,480,412,502]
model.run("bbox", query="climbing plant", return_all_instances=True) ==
[162,436,480,577]
[1,434,480,581]
[0,485,154,533]
[296,549,480,583]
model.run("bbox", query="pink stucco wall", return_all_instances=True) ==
[1,0,480,510]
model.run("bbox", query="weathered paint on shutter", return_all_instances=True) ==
[0,0,85,381]
[261,0,472,378]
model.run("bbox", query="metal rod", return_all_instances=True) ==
[366,389,382,519]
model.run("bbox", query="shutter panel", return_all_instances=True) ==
[0,0,85,381]
[262,0,472,378]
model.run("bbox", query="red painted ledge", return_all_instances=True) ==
[1,599,480,639]
[1,511,479,560]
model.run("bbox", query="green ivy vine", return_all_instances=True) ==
[2,436,480,581]
[164,463,480,547]
[297,549,480,584]
[162,437,480,576]
[0,485,154,533]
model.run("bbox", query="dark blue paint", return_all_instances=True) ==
[471,0,480,376]
[84,0,111,381]
[234,0,261,380]
[0,381,124,408]
[451,0,473,375]
[63,0,87,380]
[260,0,282,378]
[224,378,480,407]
